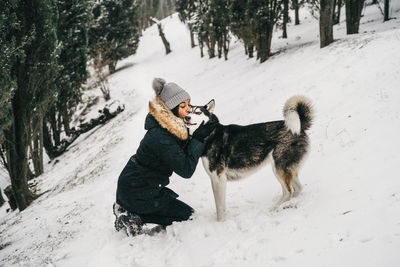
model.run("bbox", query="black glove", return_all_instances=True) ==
[192,121,217,142]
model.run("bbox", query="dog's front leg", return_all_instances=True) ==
[210,174,227,221]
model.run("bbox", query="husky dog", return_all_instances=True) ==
[185,96,313,221]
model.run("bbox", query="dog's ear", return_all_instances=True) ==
[206,99,215,114]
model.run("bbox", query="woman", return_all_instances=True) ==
[113,78,216,236]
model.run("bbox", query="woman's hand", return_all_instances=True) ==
[192,122,217,142]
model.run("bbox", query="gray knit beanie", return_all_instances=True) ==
[152,78,191,109]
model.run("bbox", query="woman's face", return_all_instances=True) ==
[178,99,191,119]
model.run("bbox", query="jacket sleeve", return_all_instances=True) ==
[158,135,205,178]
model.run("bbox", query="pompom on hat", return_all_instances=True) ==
[152,78,191,109]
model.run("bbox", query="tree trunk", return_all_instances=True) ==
[320,0,335,48]
[293,0,300,25]
[31,137,40,176]
[266,27,273,61]
[188,24,196,48]
[0,187,5,207]
[345,0,365,34]
[49,107,60,147]
[4,185,17,210]
[100,81,111,101]
[223,32,230,60]
[384,0,390,21]
[259,25,274,63]
[61,105,71,137]
[248,44,254,58]
[156,23,172,54]
[27,165,36,180]
[43,104,124,160]
[43,122,57,159]
[5,94,37,211]
[199,40,204,57]
[255,37,260,60]
[108,61,117,74]
[0,145,9,174]
[335,0,343,24]
[282,0,289,38]
[332,0,338,23]
[217,38,223,59]
[207,36,216,59]
[31,118,44,177]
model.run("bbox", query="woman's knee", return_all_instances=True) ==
[176,201,194,221]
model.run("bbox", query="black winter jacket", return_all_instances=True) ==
[116,97,205,214]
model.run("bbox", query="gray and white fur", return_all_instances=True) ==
[185,96,314,221]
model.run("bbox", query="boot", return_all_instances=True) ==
[113,203,143,236]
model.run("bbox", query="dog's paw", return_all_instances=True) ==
[216,213,226,222]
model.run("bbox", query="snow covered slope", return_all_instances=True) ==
[1,4,400,267]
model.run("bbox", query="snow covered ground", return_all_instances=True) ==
[1,3,400,267]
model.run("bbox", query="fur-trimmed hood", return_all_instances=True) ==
[148,96,188,140]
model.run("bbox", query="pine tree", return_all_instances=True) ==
[89,0,140,74]
[0,1,15,146]
[138,0,161,30]
[211,0,230,60]
[157,0,175,19]
[249,0,284,63]
[176,0,197,48]
[230,0,256,58]
[190,0,230,59]
[195,0,217,58]
[1,0,59,211]
[43,0,90,161]
[179,0,284,62]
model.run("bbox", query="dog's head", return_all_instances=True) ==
[184,99,215,135]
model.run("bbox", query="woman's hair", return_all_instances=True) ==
[171,105,180,117]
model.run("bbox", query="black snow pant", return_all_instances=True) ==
[138,198,194,226]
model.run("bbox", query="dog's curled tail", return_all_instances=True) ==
[283,95,314,134]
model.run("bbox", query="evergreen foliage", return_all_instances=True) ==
[56,0,89,114]
[229,0,256,57]
[211,0,231,59]
[1,0,143,210]
[43,0,90,159]
[176,0,197,47]
[1,0,59,211]
[138,0,175,30]
[193,0,213,58]
[177,0,283,62]
[138,0,161,30]
[0,0,17,144]
[156,0,176,19]
[250,0,283,62]
[90,0,140,73]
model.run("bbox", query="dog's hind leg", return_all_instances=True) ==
[291,170,302,197]
[210,174,227,221]
[271,159,293,210]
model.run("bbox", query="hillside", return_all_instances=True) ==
[1,4,400,267]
